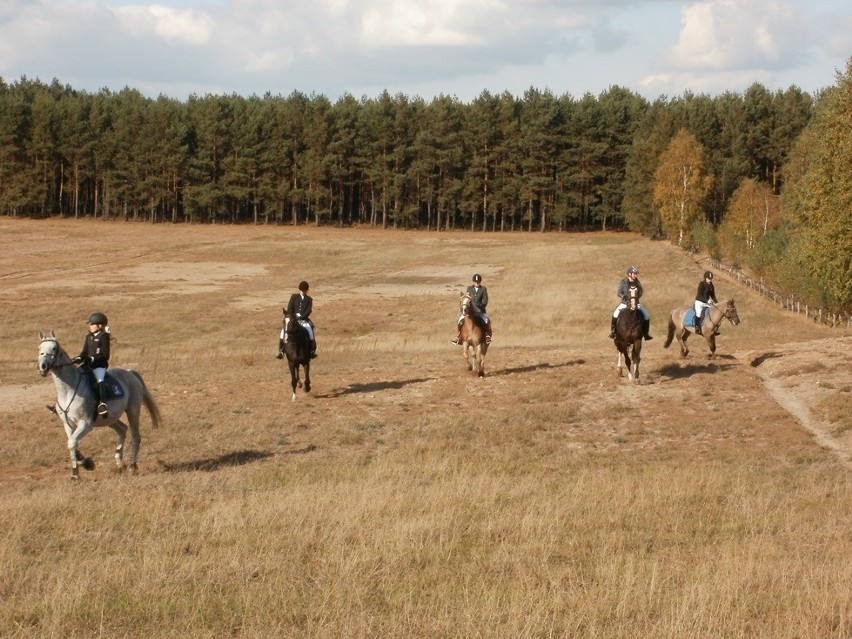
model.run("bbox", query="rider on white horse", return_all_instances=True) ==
[609,266,653,341]
[72,312,111,417]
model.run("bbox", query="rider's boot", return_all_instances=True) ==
[485,321,492,344]
[609,316,617,339]
[451,320,462,345]
[97,381,109,417]
[694,311,703,335]
[310,339,318,359]
[643,319,653,340]
[276,338,284,359]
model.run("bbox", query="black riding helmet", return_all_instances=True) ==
[704,271,713,279]
[472,274,482,283]
[298,281,309,292]
[88,312,108,325]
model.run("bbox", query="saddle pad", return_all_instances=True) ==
[86,371,126,400]
[683,309,705,326]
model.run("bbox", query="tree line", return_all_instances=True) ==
[0,58,849,312]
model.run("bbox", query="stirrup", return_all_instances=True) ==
[275,351,284,359]
[310,351,318,359]
[644,334,653,340]
[97,402,109,416]
[451,336,460,345]
[485,334,492,344]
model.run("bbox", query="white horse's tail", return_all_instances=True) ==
[130,370,163,428]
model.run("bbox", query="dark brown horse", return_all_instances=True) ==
[614,287,643,381]
[664,299,741,359]
[283,314,312,400]
[459,292,489,377]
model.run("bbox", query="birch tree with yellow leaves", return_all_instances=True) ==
[652,128,712,246]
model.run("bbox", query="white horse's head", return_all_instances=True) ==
[37,330,63,377]
[460,291,473,315]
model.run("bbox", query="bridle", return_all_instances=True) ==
[38,338,75,373]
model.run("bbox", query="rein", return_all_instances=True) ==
[704,303,727,331]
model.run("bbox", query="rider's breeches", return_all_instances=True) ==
[283,317,315,340]
[694,300,711,316]
[93,367,106,383]
[613,303,649,320]
[458,312,489,325]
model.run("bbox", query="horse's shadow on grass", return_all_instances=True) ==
[658,360,736,381]
[159,449,280,473]
[315,377,435,398]
[490,358,586,377]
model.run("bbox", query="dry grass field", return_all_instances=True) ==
[1,218,850,638]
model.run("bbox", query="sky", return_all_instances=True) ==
[1,0,849,103]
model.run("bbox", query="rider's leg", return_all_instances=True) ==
[640,305,653,340]
[482,314,492,343]
[94,367,108,416]
[609,305,623,339]
[452,316,463,345]
[304,322,318,358]
[694,307,704,334]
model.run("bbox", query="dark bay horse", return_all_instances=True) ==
[459,292,489,377]
[614,287,643,381]
[664,299,741,359]
[37,332,162,479]
[283,314,312,400]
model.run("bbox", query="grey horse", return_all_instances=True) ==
[38,331,163,479]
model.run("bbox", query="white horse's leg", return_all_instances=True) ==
[124,405,142,474]
[109,420,129,471]
[617,352,624,377]
[67,420,94,479]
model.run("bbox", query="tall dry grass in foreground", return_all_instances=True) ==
[0,219,850,638]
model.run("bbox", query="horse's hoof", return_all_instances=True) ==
[82,457,95,471]
[129,464,138,475]
[305,385,311,393]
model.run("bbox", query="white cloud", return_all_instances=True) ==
[114,4,214,45]
[663,0,813,71]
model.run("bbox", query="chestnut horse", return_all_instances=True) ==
[614,286,643,381]
[459,292,489,377]
[664,299,741,359]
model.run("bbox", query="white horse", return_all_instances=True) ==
[37,331,163,479]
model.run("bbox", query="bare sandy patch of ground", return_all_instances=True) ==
[741,336,852,469]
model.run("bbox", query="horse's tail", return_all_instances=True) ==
[130,370,163,429]
[663,314,675,348]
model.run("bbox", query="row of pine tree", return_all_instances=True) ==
[0,59,849,312]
